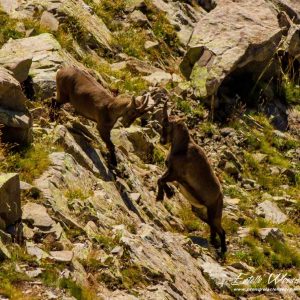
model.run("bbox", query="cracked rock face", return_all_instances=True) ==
[152,0,205,45]
[180,0,283,98]
[0,67,32,144]
[0,33,79,99]
[119,224,216,299]
[0,173,22,229]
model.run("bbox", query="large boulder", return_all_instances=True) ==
[0,68,32,144]
[0,33,79,100]
[0,0,112,51]
[22,202,55,229]
[0,33,108,100]
[0,55,32,83]
[180,0,283,99]
[0,173,22,230]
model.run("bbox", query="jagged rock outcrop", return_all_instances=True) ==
[0,67,32,144]
[0,33,90,100]
[0,173,22,230]
[0,0,112,51]
[0,54,32,83]
[180,0,284,99]
[0,0,299,298]
[152,0,205,45]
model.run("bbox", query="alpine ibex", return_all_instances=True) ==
[54,66,158,166]
[157,102,227,253]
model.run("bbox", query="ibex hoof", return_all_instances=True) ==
[110,156,117,167]
[164,185,175,198]
[156,193,164,202]
[221,245,227,254]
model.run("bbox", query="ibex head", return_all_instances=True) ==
[160,101,186,145]
[122,93,161,128]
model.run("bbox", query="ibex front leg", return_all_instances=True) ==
[98,126,117,166]
[156,167,176,201]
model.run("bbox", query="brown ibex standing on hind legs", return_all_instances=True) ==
[54,66,159,166]
[157,102,227,253]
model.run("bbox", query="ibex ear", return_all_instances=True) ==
[131,96,137,108]
[162,100,169,122]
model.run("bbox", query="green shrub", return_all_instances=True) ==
[269,239,300,268]
[178,206,204,233]
[59,278,97,300]
[1,143,50,183]
[281,75,300,105]
[83,55,148,94]
[121,266,145,290]
[113,27,148,60]
[0,11,24,46]
[152,147,165,166]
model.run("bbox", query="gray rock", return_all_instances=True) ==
[54,125,112,180]
[199,254,239,290]
[258,228,285,242]
[50,250,73,262]
[129,10,150,26]
[144,40,159,50]
[252,153,268,163]
[1,0,112,50]
[111,56,162,75]
[22,202,55,229]
[0,67,32,144]
[142,71,172,86]
[0,239,11,259]
[25,268,43,278]
[0,173,22,229]
[22,223,35,240]
[40,11,59,31]
[220,127,236,137]
[111,246,123,256]
[26,241,49,260]
[0,67,28,111]
[256,200,288,224]
[0,55,32,83]
[180,0,283,98]
[0,34,84,99]
[120,224,216,299]
[112,126,155,162]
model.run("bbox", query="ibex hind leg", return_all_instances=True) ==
[208,207,226,253]
[192,206,218,247]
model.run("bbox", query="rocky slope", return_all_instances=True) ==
[0,0,299,299]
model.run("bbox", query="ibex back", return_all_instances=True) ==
[55,66,155,166]
[157,103,226,253]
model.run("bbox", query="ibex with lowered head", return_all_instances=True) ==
[157,103,227,253]
[54,66,158,165]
